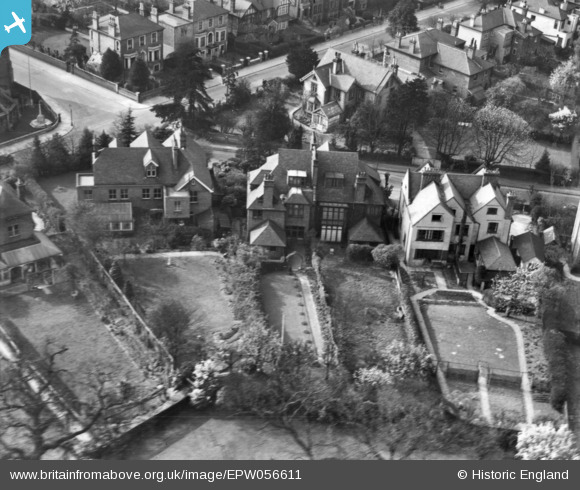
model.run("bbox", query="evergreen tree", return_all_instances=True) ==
[115,108,137,147]
[30,136,46,178]
[95,130,113,149]
[535,149,551,173]
[64,29,86,66]
[76,128,94,171]
[44,134,72,174]
[286,42,319,80]
[254,79,291,142]
[287,125,304,149]
[127,58,150,92]
[100,48,123,82]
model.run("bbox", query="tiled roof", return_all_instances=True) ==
[94,202,133,221]
[512,231,545,263]
[0,232,62,269]
[0,182,31,219]
[97,12,163,38]
[469,183,506,213]
[250,0,275,10]
[386,28,465,58]
[131,130,163,148]
[433,43,495,76]
[460,8,542,36]
[173,0,229,22]
[317,49,394,93]
[348,217,385,243]
[249,220,286,247]
[315,101,343,119]
[512,0,567,20]
[477,236,517,271]
[330,73,356,92]
[162,128,212,190]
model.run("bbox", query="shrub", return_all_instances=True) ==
[109,260,124,289]
[345,244,374,263]
[190,235,206,251]
[372,244,402,270]
[543,329,569,412]
[516,422,580,460]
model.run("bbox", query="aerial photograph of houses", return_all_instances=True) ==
[2,0,580,466]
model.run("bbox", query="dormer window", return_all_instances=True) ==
[487,207,498,215]
[288,170,307,187]
[146,164,157,178]
[325,172,344,188]
[431,214,442,222]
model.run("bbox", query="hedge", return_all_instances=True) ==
[543,329,569,413]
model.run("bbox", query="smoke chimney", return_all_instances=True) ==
[561,0,569,10]
[169,0,175,14]
[311,147,318,203]
[263,173,275,208]
[332,52,342,74]
[150,6,159,23]
[396,31,403,48]
[521,17,528,32]
[231,0,236,13]
[188,0,195,20]
[92,10,98,30]
[172,138,179,170]
[310,132,317,150]
[470,14,476,27]
[506,191,515,218]
[409,38,417,54]
[108,15,117,37]
[354,172,367,203]
[180,128,187,149]
[437,17,444,30]
[139,2,145,16]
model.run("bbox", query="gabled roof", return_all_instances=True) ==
[314,100,343,119]
[0,232,62,269]
[460,7,542,36]
[477,236,517,271]
[97,12,163,38]
[249,220,286,247]
[173,0,229,22]
[408,181,452,224]
[349,217,385,243]
[316,49,395,94]
[512,0,568,20]
[131,130,163,148]
[0,182,31,219]
[330,73,356,92]
[285,187,312,205]
[433,43,495,76]
[386,28,465,58]
[512,231,545,263]
[469,183,506,213]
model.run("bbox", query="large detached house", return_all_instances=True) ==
[456,7,542,64]
[384,27,495,100]
[246,140,386,259]
[0,49,19,134]
[399,165,514,269]
[76,128,214,231]
[0,182,62,287]
[301,49,400,132]
[510,0,579,47]
[155,0,229,58]
[89,9,164,74]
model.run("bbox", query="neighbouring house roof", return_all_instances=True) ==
[477,236,517,271]
[249,220,286,247]
[386,28,466,59]
[543,226,556,244]
[469,183,506,213]
[131,130,163,148]
[513,0,568,20]
[93,202,133,222]
[330,73,356,92]
[0,182,31,219]
[349,217,385,243]
[459,7,541,34]
[171,0,229,22]
[0,232,62,270]
[250,0,275,10]
[314,101,343,119]
[285,187,312,205]
[512,231,545,263]
[433,43,495,76]
[408,180,452,224]
[97,12,163,39]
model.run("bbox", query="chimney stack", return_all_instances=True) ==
[263,173,275,208]
[437,17,444,30]
[172,137,179,170]
[396,31,403,48]
[354,172,367,203]
[150,6,159,23]
[139,2,145,16]
[452,19,459,36]
[410,38,417,54]
[506,191,515,218]
[311,147,318,203]
[108,15,116,37]
[470,14,476,28]
[169,0,175,14]
[92,10,98,30]
[188,0,195,20]
[332,52,342,74]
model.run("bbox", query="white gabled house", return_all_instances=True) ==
[399,165,514,266]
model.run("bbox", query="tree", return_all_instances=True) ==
[549,59,579,95]
[386,78,429,155]
[286,42,319,80]
[127,58,150,93]
[149,300,204,364]
[214,159,248,209]
[66,201,110,249]
[424,92,475,162]
[287,125,304,149]
[485,76,526,110]
[236,115,269,172]
[95,130,113,149]
[254,79,291,142]
[535,149,551,173]
[371,244,402,270]
[108,259,124,288]
[64,29,86,67]
[44,134,72,174]
[115,108,137,147]
[100,48,123,82]
[472,104,530,167]
[516,423,580,460]
[29,135,46,178]
[348,101,389,153]
[152,43,213,131]
[387,0,418,35]
[76,128,94,171]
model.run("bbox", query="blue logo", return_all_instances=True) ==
[0,0,31,53]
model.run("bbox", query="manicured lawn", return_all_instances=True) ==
[421,302,520,374]
[0,288,151,402]
[38,171,78,210]
[121,256,235,338]
[321,255,406,368]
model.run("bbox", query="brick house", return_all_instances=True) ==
[246,140,386,259]
[456,7,542,64]
[0,182,62,287]
[0,49,20,134]
[221,0,293,35]
[300,49,400,132]
[509,0,579,47]
[89,9,164,74]
[155,0,229,58]
[384,27,495,100]
[399,165,514,266]
[76,128,215,231]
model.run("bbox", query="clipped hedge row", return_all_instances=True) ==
[543,328,569,413]
[397,266,421,345]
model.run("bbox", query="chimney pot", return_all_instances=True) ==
[470,14,475,27]
[139,2,145,16]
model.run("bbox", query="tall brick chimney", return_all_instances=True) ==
[311,147,318,203]
[263,173,275,208]
[354,172,367,203]
[92,10,98,30]
[139,2,145,16]
[108,15,117,37]
[169,0,175,14]
[150,6,159,23]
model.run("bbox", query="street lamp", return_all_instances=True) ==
[69,105,73,127]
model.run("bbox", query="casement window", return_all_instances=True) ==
[454,224,469,236]
[431,214,442,222]
[127,38,134,50]
[83,189,93,200]
[487,207,498,215]
[109,189,117,200]
[252,210,263,219]
[190,190,198,204]
[174,201,182,213]
[286,226,305,238]
[142,188,151,200]
[154,188,163,199]
[146,164,157,177]
[417,229,444,242]
[487,222,499,234]
[287,204,304,217]
[8,224,19,237]
[120,189,129,200]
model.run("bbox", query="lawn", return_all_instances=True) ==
[321,255,406,370]
[38,171,78,211]
[121,255,235,340]
[421,302,520,374]
[32,27,89,55]
[0,288,152,403]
